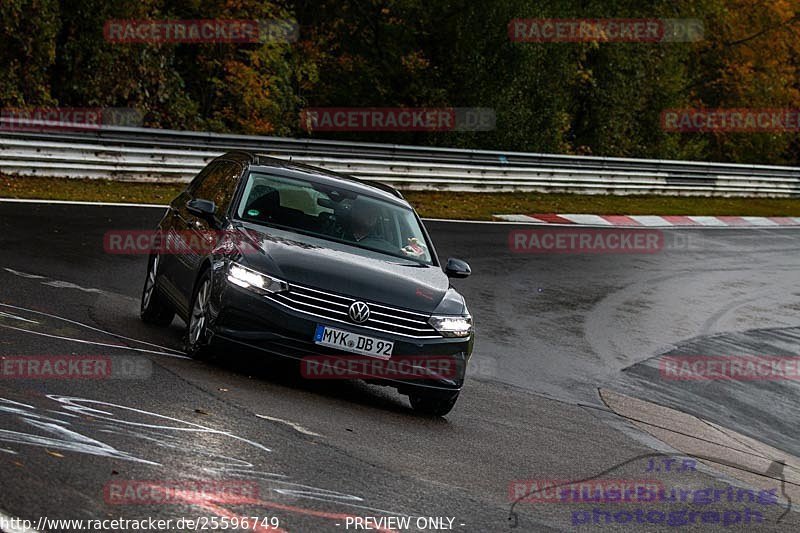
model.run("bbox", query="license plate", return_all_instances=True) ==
[313,325,393,359]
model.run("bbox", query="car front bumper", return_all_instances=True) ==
[212,282,473,392]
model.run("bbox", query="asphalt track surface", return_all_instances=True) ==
[0,200,799,532]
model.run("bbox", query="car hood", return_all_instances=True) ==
[230,223,452,313]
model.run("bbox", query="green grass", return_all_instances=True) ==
[404,191,800,219]
[2,174,800,220]
[0,174,183,204]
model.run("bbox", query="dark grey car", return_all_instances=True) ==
[140,152,473,416]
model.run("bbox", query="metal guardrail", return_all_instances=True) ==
[0,126,798,196]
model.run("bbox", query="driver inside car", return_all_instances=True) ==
[343,200,404,257]
[346,200,381,243]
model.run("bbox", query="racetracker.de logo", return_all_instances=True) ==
[103,480,259,505]
[103,230,261,255]
[0,356,109,380]
[662,109,800,133]
[299,107,495,132]
[0,356,150,380]
[508,19,703,43]
[659,356,800,381]
[103,19,298,44]
[301,355,457,380]
[509,479,665,504]
[0,107,142,132]
[509,229,664,254]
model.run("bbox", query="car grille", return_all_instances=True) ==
[268,282,441,339]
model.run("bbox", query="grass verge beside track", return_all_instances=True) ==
[2,174,800,220]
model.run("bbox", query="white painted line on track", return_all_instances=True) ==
[3,268,45,280]
[0,311,39,324]
[0,302,184,355]
[0,324,190,359]
[256,414,323,437]
[40,280,102,294]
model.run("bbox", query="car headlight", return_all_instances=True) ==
[227,263,288,294]
[429,315,472,338]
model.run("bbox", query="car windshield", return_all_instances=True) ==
[235,172,434,265]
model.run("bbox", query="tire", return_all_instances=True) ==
[408,390,460,417]
[140,254,175,326]
[185,269,214,359]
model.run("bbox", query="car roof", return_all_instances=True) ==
[216,151,410,207]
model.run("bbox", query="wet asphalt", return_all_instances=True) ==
[0,201,798,532]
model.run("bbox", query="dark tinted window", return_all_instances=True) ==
[186,162,216,193]
[191,161,242,215]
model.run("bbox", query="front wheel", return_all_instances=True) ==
[408,390,460,417]
[185,270,214,359]
[140,254,175,326]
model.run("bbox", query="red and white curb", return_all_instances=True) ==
[494,214,800,227]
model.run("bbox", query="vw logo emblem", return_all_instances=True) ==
[348,301,370,323]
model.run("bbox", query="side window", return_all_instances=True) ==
[186,162,217,194]
[191,161,242,215]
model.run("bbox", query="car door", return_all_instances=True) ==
[156,163,218,315]
[172,160,243,301]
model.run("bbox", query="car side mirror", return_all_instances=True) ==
[187,198,217,223]
[444,258,471,279]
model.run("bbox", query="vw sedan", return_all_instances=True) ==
[140,152,473,416]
